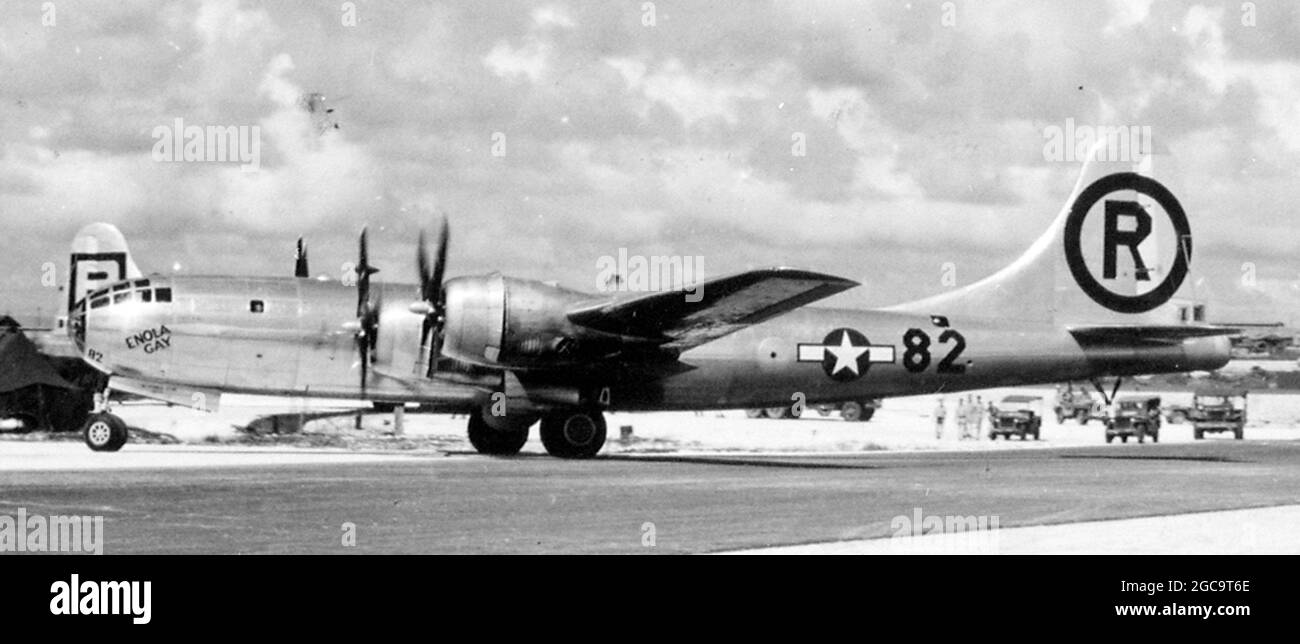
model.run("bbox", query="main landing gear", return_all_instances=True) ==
[81,390,128,452]
[466,406,607,459]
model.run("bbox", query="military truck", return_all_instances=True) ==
[989,395,1043,440]
[1188,386,1247,440]
[1105,395,1161,444]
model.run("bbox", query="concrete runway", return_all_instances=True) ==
[3,439,1300,553]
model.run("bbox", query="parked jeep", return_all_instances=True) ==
[1105,395,1161,444]
[989,395,1043,440]
[1189,386,1247,440]
[1053,382,1103,425]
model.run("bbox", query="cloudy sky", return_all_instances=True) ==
[2,0,1299,325]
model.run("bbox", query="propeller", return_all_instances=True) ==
[294,237,309,278]
[354,228,381,393]
[414,218,449,378]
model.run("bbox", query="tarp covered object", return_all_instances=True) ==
[0,323,77,393]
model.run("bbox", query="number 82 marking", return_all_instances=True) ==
[902,328,966,374]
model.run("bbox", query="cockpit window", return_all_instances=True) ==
[133,279,150,288]
[91,297,109,309]
[113,291,133,304]
[111,282,130,293]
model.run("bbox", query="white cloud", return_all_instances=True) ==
[484,40,549,83]
[607,58,772,126]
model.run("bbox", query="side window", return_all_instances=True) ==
[140,289,153,303]
[91,297,109,310]
[155,288,172,303]
[249,300,265,314]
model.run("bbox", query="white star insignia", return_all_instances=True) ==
[825,330,868,375]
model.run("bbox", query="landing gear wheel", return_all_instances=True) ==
[841,401,863,422]
[1121,435,1129,443]
[745,409,765,419]
[1106,434,1114,444]
[1193,428,1204,440]
[540,411,607,459]
[1234,428,1243,440]
[763,407,789,419]
[859,407,875,422]
[467,411,529,456]
[83,413,128,452]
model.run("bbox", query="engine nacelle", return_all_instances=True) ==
[441,274,623,368]
[442,274,508,365]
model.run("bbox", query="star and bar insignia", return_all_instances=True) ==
[797,328,895,381]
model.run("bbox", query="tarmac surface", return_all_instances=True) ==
[2,439,1299,554]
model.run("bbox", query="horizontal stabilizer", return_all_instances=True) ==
[568,268,858,351]
[1069,325,1240,347]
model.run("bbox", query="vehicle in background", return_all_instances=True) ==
[1105,395,1162,444]
[1189,386,1247,440]
[1162,402,1193,424]
[1053,382,1103,425]
[747,399,882,422]
[989,395,1043,440]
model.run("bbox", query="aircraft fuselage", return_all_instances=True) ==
[73,275,1229,412]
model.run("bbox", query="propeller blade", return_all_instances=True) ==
[354,227,382,395]
[430,217,449,307]
[416,218,450,379]
[294,237,309,278]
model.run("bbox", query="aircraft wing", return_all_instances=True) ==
[1068,325,1241,347]
[567,268,859,351]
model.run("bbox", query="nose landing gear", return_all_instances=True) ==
[81,389,128,452]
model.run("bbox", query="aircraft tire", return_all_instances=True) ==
[763,407,789,419]
[1234,428,1243,440]
[745,409,765,419]
[1193,428,1204,440]
[1106,434,1114,444]
[467,410,529,456]
[859,407,875,422]
[540,411,606,459]
[83,413,128,452]
[841,401,863,422]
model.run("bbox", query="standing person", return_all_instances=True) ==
[973,395,984,440]
[986,399,997,440]
[934,398,946,439]
[956,395,969,439]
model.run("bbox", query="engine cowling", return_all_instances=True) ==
[440,274,625,368]
[441,274,507,365]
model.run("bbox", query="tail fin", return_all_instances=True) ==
[892,136,1194,327]
[67,223,143,314]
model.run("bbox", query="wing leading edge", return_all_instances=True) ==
[567,267,859,351]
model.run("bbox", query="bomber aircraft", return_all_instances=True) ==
[64,142,1233,457]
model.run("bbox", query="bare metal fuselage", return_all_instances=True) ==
[74,275,1229,412]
